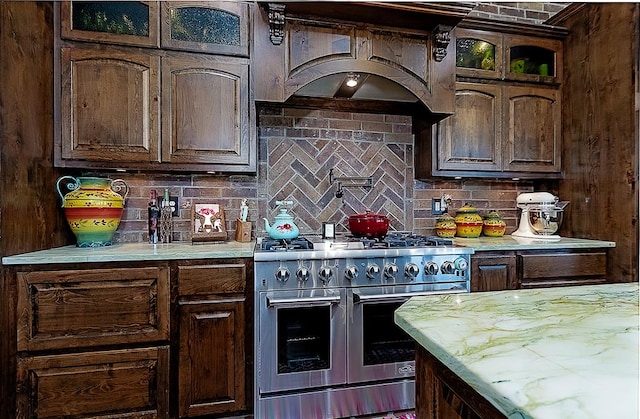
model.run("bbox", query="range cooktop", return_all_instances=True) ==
[254,233,471,261]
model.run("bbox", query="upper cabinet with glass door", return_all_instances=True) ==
[161,1,249,56]
[455,28,562,84]
[61,1,250,57]
[505,34,561,83]
[61,1,160,47]
[455,29,503,79]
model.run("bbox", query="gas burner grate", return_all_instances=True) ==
[261,237,314,251]
[357,233,453,248]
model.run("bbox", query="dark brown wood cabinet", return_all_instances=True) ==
[415,346,506,419]
[54,1,256,173]
[519,250,608,288]
[161,54,251,168]
[17,347,170,418]
[4,257,253,418]
[435,82,502,173]
[470,252,517,292]
[174,262,249,418]
[59,46,161,164]
[417,24,565,179]
[9,264,171,418]
[472,248,610,292]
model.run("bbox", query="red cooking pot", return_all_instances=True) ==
[347,211,390,238]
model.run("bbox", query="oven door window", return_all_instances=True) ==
[259,289,347,393]
[362,302,414,366]
[348,285,457,383]
[278,305,330,373]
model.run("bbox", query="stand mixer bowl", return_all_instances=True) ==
[528,206,563,235]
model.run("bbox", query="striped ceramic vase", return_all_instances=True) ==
[56,176,129,247]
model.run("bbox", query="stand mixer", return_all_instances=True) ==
[512,192,569,240]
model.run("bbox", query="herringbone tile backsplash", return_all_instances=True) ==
[260,106,415,235]
[109,105,536,243]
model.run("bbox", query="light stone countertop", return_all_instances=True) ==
[1,241,255,265]
[453,235,616,251]
[395,283,639,419]
[0,236,615,265]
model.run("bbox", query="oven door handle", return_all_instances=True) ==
[266,295,341,308]
[353,288,464,304]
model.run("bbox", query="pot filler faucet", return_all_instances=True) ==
[329,168,374,199]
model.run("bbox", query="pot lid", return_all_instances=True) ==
[456,203,479,214]
[349,210,388,219]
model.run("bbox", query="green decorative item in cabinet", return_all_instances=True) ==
[454,203,483,238]
[56,176,129,247]
[482,210,507,237]
[456,38,495,70]
[435,213,457,238]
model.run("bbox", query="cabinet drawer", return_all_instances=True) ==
[520,252,607,287]
[178,264,246,296]
[17,267,170,351]
[16,346,169,418]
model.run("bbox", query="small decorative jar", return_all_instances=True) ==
[482,210,507,237]
[56,176,129,247]
[454,203,483,238]
[435,213,457,238]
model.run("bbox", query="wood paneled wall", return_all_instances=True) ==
[1,3,72,417]
[0,2,71,256]
[554,3,639,282]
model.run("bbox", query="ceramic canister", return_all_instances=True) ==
[435,213,457,238]
[56,176,129,247]
[482,210,507,237]
[454,203,483,238]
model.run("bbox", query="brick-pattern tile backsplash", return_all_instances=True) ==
[93,105,536,244]
[259,107,415,236]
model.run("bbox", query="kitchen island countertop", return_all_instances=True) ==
[1,241,255,265]
[395,283,639,418]
[453,235,615,251]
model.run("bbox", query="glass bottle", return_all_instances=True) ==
[148,190,159,244]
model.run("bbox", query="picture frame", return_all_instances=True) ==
[191,202,226,242]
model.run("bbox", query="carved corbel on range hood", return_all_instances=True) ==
[263,2,475,61]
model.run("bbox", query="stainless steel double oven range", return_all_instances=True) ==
[253,234,473,418]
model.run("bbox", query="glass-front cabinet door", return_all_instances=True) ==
[61,1,159,47]
[455,29,503,79]
[160,1,249,56]
[505,34,562,82]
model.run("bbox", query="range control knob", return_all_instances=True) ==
[344,265,359,281]
[455,257,469,271]
[275,267,290,282]
[404,263,420,279]
[366,264,381,279]
[384,263,399,279]
[319,266,333,284]
[441,261,455,275]
[296,267,311,282]
[424,262,439,276]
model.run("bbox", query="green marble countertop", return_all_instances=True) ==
[1,241,255,265]
[453,235,615,251]
[395,283,639,419]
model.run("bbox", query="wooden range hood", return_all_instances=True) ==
[253,2,476,116]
